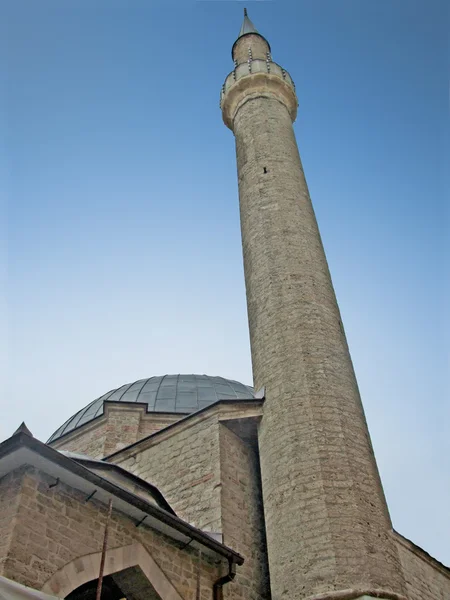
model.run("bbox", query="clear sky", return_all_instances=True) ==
[2,0,449,566]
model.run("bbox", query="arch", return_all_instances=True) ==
[41,542,185,600]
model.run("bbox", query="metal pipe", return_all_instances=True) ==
[96,498,113,600]
[213,559,236,600]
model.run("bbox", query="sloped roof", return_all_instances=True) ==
[0,429,244,565]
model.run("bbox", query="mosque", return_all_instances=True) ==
[0,10,448,600]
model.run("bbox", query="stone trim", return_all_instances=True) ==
[48,403,179,449]
[221,72,298,130]
[107,400,263,462]
[392,529,450,578]
[41,542,185,600]
[306,590,407,600]
[48,413,108,449]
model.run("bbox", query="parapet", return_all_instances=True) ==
[220,58,298,130]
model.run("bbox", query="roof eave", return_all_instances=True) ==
[0,433,244,566]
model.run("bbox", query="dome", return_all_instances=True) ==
[48,374,254,443]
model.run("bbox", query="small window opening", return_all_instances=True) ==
[263,167,268,174]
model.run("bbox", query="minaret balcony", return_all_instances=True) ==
[221,60,295,105]
[221,60,298,129]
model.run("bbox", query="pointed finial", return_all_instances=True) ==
[13,422,33,437]
[232,6,271,58]
[238,8,259,38]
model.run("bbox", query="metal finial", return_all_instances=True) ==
[232,4,271,58]
[13,422,33,436]
[238,8,259,38]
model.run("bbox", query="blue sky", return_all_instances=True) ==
[2,0,449,565]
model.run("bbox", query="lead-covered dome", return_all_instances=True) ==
[48,374,254,443]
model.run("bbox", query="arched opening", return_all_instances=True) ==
[66,566,161,600]
[41,543,184,600]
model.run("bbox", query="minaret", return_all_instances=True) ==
[221,10,407,600]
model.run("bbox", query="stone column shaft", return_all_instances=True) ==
[221,23,407,600]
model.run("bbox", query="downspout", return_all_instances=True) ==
[213,559,237,600]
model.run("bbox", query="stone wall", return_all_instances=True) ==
[103,405,143,455]
[138,414,181,439]
[219,424,270,600]
[394,532,450,600]
[50,405,180,459]
[113,414,222,533]
[110,408,270,600]
[0,468,24,574]
[0,466,220,600]
[227,75,407,597]
[51,418,109,458]
[233,33,270,64]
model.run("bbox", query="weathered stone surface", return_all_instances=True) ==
[112,405,269,600]
[222,42,407,600]
[233,33,270,64]
[219,424,270,600]
[0,466,219,598]
[0,468,24,574]
[116,413,223,533]
[394,532,450,600]
[50,405,179,459]
[50,419,109,458]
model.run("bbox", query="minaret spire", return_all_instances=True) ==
[220,10,407,600]
[231,7,270,59]
[238,7,258,37]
